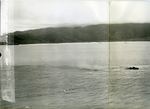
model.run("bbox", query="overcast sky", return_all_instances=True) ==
[110,1,150,23]
[1,0,150,33]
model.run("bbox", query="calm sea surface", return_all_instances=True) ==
[0,42,150,109]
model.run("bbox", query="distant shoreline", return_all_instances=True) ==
[1,41,150,46]
[6,23,150,45]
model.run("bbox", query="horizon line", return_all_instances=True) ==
[3,22,150,34]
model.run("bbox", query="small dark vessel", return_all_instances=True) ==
[126,67,139,70]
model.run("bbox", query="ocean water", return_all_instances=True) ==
[0,42,150,109]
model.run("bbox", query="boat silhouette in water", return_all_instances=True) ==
[126,67,139,70]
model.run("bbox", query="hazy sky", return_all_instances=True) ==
[1,0,150,33]
[110,1,150,23]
